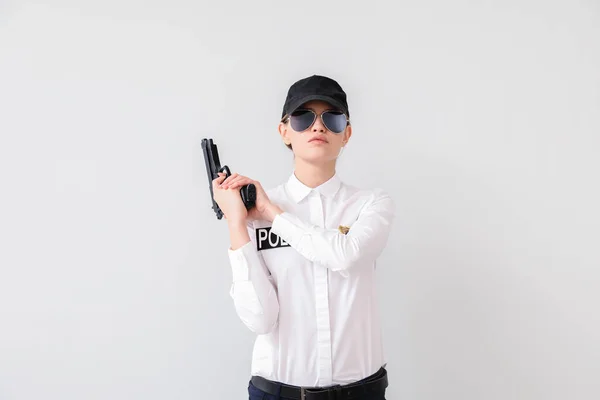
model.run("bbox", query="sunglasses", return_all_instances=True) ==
[282,109,350,134]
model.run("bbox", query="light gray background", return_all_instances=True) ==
[1,1,599,399]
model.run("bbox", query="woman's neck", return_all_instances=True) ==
[293,158,336,188]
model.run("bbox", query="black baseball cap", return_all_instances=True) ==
[281,75,349,119]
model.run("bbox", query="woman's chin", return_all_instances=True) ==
[297,150,337,164]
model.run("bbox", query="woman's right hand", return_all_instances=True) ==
[212,172,247,222]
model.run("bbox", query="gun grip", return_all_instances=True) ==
[240,183,257,209]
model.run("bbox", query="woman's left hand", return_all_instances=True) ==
[219,173,281,222]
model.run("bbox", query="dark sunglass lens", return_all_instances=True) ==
[322,111,347,133]
[290,110,315,132]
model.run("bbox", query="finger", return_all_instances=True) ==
[220,172,239,186]
[222,174,248,188]
[212,174,227,187]
[227,178,252,190]
[222,175,249,189]
[212,176,225,188]
[228,176,255,188]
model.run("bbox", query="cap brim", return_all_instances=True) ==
[285,94,347,118]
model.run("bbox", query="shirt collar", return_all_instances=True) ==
[286,171,342,203]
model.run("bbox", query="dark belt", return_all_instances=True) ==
[250,367,388,400]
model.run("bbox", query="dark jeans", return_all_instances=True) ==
[247,379,387,400]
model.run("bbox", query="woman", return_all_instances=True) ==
[213,75,395,400]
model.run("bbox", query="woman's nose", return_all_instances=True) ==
[312,115,326,132]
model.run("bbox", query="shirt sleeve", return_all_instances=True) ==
[270,189,395,275]
[227,221,279,334]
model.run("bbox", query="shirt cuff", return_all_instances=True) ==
[227,241,256,282]
[227,241,252,282]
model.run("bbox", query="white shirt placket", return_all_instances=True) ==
[308,190,332,386]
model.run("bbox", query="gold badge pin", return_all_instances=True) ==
[338,225,350,235]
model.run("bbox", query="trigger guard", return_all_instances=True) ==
[219,165,231,177]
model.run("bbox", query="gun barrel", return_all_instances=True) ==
[202,138,224,219]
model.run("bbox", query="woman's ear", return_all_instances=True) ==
[343,124,352,145]
[278,122,290,145]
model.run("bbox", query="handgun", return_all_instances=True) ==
[202,138,256,220]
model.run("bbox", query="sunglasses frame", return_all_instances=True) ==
[281,108,351,134]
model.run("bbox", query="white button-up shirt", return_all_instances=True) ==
[227,172,395,387]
